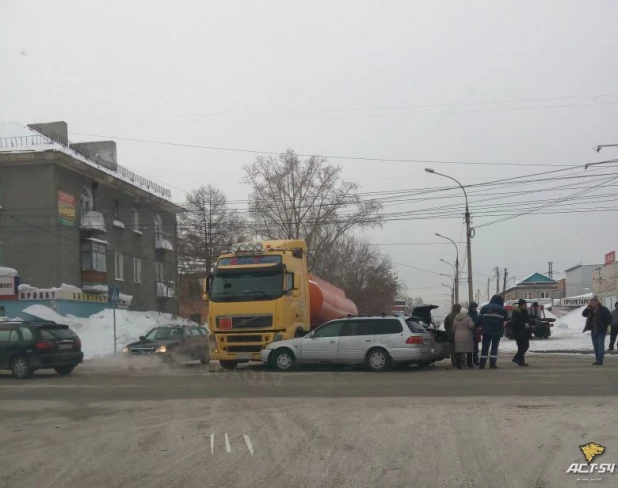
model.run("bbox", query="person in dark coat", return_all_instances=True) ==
[478,295,508,369]
[608,302,618,351]
[444,304,462,367]
[582,296,612,365]
[511,299,531,366]
[468,301,480,367]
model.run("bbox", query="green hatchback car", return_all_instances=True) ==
[0,320,84,379]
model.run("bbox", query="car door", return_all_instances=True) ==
[373,319,406,356]
[337,320,374,363]
[299,321,344,363]
[0,326,15,368]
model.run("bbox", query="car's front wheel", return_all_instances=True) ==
[272,348,296,371]
[11,356,34,379]
[54,365,76,376]
[366,348,391,372]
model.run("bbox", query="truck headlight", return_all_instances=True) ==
[155,345,167,353]
[122,346,129,354]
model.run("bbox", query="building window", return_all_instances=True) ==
[154,214,163,240]
[80,187,94,215]
[132,208,140,230]
[81,241,107,272]
[115,252,124,281]
[155,261,164,281]
[113,200,120,220]
[133,258,142,284]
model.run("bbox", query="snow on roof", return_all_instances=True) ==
[0,122,173,202]
[0,266,18,277]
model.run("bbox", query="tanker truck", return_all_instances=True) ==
[203,239,357,370]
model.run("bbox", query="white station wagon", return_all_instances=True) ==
[260,316,435,371]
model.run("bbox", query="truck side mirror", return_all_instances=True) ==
[293,273,301,290]
[202,276,212,301]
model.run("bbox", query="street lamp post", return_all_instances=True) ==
[426,168,473,303]
[436,233,459,304]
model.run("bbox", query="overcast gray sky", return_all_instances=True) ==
[2,0,618,311]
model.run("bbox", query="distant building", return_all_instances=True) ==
[563,264,601,298]
[502,272,558,302]
[0,121,182,313]
[592,251,617,310]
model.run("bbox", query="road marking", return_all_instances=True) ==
[224,433,231,453]
[210,434,214,455]
[243,434,254,456]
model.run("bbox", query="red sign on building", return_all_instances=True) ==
[605,251,616,266]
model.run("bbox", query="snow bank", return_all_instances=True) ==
[500,305,590,354]
[22,305,197,359]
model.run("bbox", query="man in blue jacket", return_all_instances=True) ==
[478,295,509,369]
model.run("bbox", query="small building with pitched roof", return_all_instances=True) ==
[502,272,559,302]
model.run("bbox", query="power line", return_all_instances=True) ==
[70,132,580,168]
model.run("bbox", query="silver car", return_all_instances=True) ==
[260,316,435,372]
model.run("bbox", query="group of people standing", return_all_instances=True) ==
[444,295,508,369]
[443,295,618,369]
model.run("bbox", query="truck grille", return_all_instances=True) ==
[226,335,262,343]
[217,315,273,329]
[227,345,263,353]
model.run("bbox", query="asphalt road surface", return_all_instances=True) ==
[1,355,617,488]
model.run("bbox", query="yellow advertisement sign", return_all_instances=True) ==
[58,191,76,226]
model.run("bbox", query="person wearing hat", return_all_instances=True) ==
[582,296,612,365]
[478,295,509,369]
[511,299,531,366]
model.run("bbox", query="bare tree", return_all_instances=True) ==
[243,150,383,269]
[178,185,246,274]
[311,235,402,315]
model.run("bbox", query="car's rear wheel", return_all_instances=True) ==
[54,365,76,375]
[11,356,34,379]
[366,348,391,372]
[219,360,238,370]
[273,348,296,371]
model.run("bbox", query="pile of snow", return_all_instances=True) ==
[500,305,591,354]
[0,266,18,277]
[23,305,197,359]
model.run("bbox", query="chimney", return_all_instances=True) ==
[69,141,118,172]
[28,121,68,145]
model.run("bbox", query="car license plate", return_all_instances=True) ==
[58,344,73,350]
[235,353,252,360]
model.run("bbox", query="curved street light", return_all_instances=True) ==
[436,233,459,303]
[426,168,473,303]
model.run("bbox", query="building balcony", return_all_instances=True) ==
[154,234,174,252]
[80,211,107,233]
[156,281,176,299]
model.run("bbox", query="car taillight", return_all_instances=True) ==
[406,336,424,345]
[74,338,82,350]
[35,340,56,351]
[219,318,232,330]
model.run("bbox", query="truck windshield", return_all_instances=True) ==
[210,270,283,302]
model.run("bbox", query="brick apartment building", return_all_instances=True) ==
[0,121,181,313]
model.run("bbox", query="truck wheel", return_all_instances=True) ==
[273,349,296,371]
[219,360,238,370]
[200,354,210,365]
[11,356,34,379]
[366,348,391,372]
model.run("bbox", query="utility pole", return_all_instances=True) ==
[547,262,554,279]
[503,268,508,293]
[494,267,500,295]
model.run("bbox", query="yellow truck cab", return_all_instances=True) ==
[204,240,311,370]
